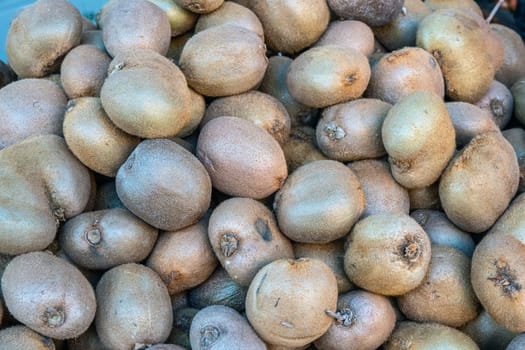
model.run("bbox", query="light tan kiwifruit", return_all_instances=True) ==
[316,98,391,161]
[344,213,432,296]
[6,0,82,78]
[208,197,294,286]
[281,126,328,173]
[439,131,519,233]
[0,325,55,350]
[315,20,375,57]
[492,24,525,88]
[513,78,525,126]
[248,0,330,54]
[384,321,479,349]
[366,47,445,105]
[179,25,267,97]
[202,91,291,144]
[507,334,525,350]
[445,102,499,147]
[274,160,365,243]
[245,258,339,348]
[173,87,205,138]
[1,251,96,339]
[195,1,264,39]
[287,45,371,108]
[425,0,482,15]
[382,90,455,189]
[116,138,211,231]
[147,0,198,36]
[327,0,404,27]
[95,263,173,349]
[146,218,218,294]
[0,78,67,149]
[63,97,140,177]
[174,0,224,13]
[502,128,525,193]
[475,80,514,129]
[314,290,396,350]
[460,309,517,350]
[80,30,105,51]
[196,116,287,199]
[348,159,410,217]
[67,325,111,350]
[190,305,266,350]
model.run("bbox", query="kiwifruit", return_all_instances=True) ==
[507,334,525,350]
[492,24,525,88]
[196,116,287,199]
[175,88,205,139]
[0,61,16,89]
[245,258,338,347]
[281,126,328,173]
[286,45,371,108]
[328,0,404,27]
[439,131,519,233]
[373,0,432,51]
[0,325,55,350]
[147,0,198,36]
[0,78,67,149]
[174,0,224,13]
[274,160,365,243]
[502,128,525,193]
[445,102,499,147]
[179,25,267,97]
[384,321,479,349]
[202,91,291,144]
[460,309,517,350]
[348,159,410,217]
[366,47,445,105]
[248,0,330,54]
[95,263,173,349]
[315,20,375,57]
[6,0,82,78]
[208,197,294,286]
[146,218,218,294]
[190,305,265,350]
[425,0,482,15]
[67,325,111,350]
[512,77,525,126]
[344,213,432,296]
[314,290,396,350]
[189,267,246,311]
[169,307,199,348]
[80,30,106,51]
[316,98,391,161]
[382,90,455,189]
[93,181,125,210]
[475,80,514,129]
[1,251,96,339]
[116,138,212,231]
[63,97,141,177]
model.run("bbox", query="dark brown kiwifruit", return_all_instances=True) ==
[475,80,513,129]
[175,87,206,138]
[147,0,198,36]
[174,0,224,13]
[492,24,525,88]
[0,325,56,349]
[67,325,111,350]
[502,128,525,193]
[315,20,375,57]
[281,126,328,173]
[445,102,499,147]
[327,0,404,26]
[460,309,517,350]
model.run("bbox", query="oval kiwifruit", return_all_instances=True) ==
[344,213,432,296]
[491,24,525,88]
[174,0,224,13]
[0,325,55,350]
[475,80,513,129]
[326,0,404,27]
[147,0,198,36]
[67,325,111,350]
[274,160,365,243]
[460,309,517,350]
[445,102,499,147]
[245,258,339,347]
[281,126,328,173]
[315,20,375,57]
[95,263,173,349]
[502,128,525,193]
[1,251,96,339]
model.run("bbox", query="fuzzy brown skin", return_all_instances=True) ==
[0,135,91,255]
[344,213,432,296]
[502,128,525,193]
[460,309,517,350]
[439,131,519,233]
[281,126,327,173]
[348,159,410,217]
[315,20,375,57]
[366,47,445,105]
[245,258,338,348]
[316,98,391,161]
[475,80,513,130]
[67,326,111,350]
[96,264,173,349]
[6,0,82,78]
[424,0,483,15]
[327,0,404,27]
[189,268,247,311]
[203,91,291,145]
[248,0,329,54]
[197,116,287,199]
[512,78,525,127]
[116,138,211,231]
[0,326,55,350]
[274,160,365,243]
[175,88,205,138]
[445,102,499,147]
[492,24,525,88]
[0,78,67,149]
[287,45,371,109]
[147,0,198,37]
[179,25,267,97]
[2,252,96,339]
[60,45,111,98]
[174,0,224,13]
[63,97,141,177]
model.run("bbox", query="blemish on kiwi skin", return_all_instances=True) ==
[280,321,295,329]
[110,62,126,75]
[488,259,522,297]
[490,98,505,120]
[41,306,65,328]
[256,271,268,295]
[188,2,204,12]
[220,232,239,257]
[390,157,412,173]
[65,100,76,113]
[41,336,54,349]
[325,308,355,327]
[345,73,357,85]
[398,237,421,267]
[53,207,66,226]
[255,218,272,241]
[324,121,346,141]
[200,325,221,349]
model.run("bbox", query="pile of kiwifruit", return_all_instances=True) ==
[1,0,525,349]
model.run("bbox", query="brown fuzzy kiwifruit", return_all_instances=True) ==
[116,138,211,231]
[366,47,445,105]
[281,126,328,173]
[63,97,141,177]
[274,160,365,243]
[245,258,338,347]
[327,0,404,27]
[382,90,455,189]
[344,213,432,296]
[174,0,223,13]
[0,325,55,349]
[512,77,525,126]
[460,309,517,350]
[202,91,291,144]
[492,24,525,88]
[314,290,396,350]
[147,0,198,37]
[287,45,371,108]
[197,116,287,199]
[439,131,519,233]
[316,98,391,161]
[1,251,96,339]
[315,20,375,57]
[6,0,82,78]
[0,78,67,149]
[445,102,499,147]
[248,0,329,54]
[208,197,294,286]
[179,25,267,97]
[67,325,111,350]
[175,88,205,138]
[475,80,514,129]
[502,128,525,193]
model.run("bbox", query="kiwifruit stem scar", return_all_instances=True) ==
[325,308,354,327]
[200,325,220,349]
[85,228,102,245]
[42,307,65,328]
[220,232,239,257]
[490,99,504,119]
[488,259,522,297]
[53,207,66,226]
[398,238,421,266]
[324,121,346,141]
[345,73,357,85]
